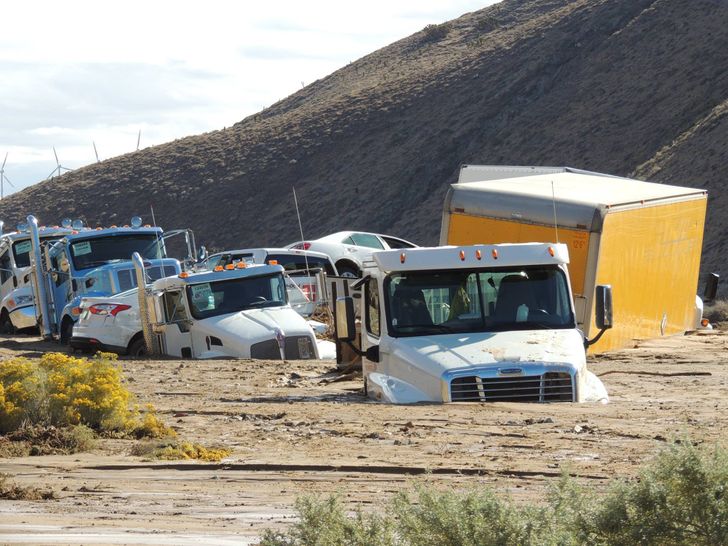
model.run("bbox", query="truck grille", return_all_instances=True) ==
[250,336,315,360]
[450,372,574,402]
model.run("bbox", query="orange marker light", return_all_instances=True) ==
[475,249,482,260]
[459,250,465,261]
[701,318,710,328]
[214,266,224,272]
[179,272,190,278]
[236,262,246,269]
[492,249,498,259]
[400,252,406,264]
[548,246,555,257]
[225,264,235,270]
[268,260,278,265]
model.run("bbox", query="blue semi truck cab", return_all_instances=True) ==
[28,215,188,342]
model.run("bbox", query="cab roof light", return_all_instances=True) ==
[236,262,246,269]
[214,266,224,272]
[459,250,466,261]
[131,216,143,228]
[225,264,235,270]
[400,252,406,264]
[179,272,190,278]
[492,249,498,260]
[475,249,482,260]
[268,260,278,265]
[548,246,555,257]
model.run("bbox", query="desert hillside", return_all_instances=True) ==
[2,0,727,291]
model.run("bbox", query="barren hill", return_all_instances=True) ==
[2,0,727,291]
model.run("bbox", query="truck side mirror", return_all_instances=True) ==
[704,273,720,303]
[335,296,356,342]
[595,285,613,330]
[197,245,208,263]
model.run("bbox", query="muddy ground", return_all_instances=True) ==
[1,329,727,545]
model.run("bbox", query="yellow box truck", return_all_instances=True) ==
[440,165,708,352]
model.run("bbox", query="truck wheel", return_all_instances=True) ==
[0,310,16,335]
[337,264,360,278]
[60,318,74,345]
[127,337,148,358]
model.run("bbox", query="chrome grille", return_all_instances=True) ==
[450,372,574,402]
[250,336,315,360]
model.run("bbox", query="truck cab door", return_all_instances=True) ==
[0,248,15,299]
[159,290,195,358]
[363,276,385,376]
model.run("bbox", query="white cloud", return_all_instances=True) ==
[0,1,497,192]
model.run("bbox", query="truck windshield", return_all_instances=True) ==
[384,266,574,337]
[186,273,287,319]
[12,236,61,268]
[70,234,163,270]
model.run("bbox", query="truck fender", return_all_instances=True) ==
[366,372,433,404]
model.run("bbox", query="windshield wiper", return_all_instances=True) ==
[245,300,283,309]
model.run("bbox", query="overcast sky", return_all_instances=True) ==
[0,1,495,196]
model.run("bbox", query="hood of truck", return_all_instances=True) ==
[386,328,587,377]
[193,306,316,356]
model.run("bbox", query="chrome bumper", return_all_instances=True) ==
[10,305,38,330]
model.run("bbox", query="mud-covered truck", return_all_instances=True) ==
[72,256,320,359]
[440,166,710,352]
[335,243,610,404]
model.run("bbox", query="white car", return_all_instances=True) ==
[288,231,418,277]
[202,248,337,316]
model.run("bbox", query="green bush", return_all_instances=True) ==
[260,442,728,546]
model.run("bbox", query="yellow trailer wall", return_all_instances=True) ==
[446,214,591,295]
[592,198,706,352]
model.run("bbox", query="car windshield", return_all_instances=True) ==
[384,266,574,337]
[266,254,336,276]
[70,234,163,270]
[12,236,61,268]
[186,273,287,319]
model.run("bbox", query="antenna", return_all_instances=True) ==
[551,180,560,244]
[46,147,72,179]
[93,141,100,163]
[0,153,16,199]
[292,187,310,275]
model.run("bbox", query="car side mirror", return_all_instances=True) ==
[595,285,613,330]
[85,278,95,289]
[335,296,357,342]
[71,279,78,292]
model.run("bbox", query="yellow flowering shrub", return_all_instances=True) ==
[154,441,231,462]
[0,353,173,438]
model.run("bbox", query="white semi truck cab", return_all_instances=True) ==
[335,243,611,404]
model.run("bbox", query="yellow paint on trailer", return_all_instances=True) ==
[447,213,591,296]
[590,198,707,353]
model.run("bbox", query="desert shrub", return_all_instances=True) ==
[0,472,54,500]
[421,22,452,43]
[704,299,728,324]
[261,442,728,546]
[581,442,728,545]
[260,494,395,546]
[131,439,231,462]
[0,423,96,456]
[0,353,173,438]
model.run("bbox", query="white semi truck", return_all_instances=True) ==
[335,243,610,404]
[71,255,320,360]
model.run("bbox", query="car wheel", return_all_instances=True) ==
[337,265,361,278]
[127,337,148,357]
[60,318,74,345]
[0,309,16,335]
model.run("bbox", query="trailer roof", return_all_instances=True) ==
[447,171,706,232]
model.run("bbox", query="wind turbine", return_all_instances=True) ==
[46,147,72,179]
[93,141,100,163]
[0,153,15,199]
